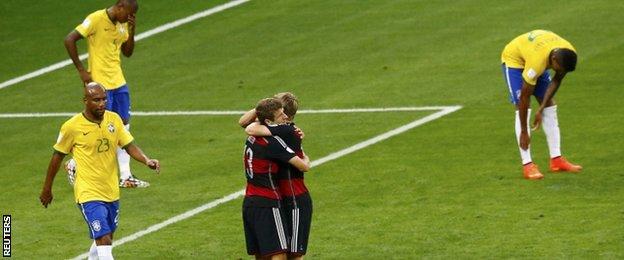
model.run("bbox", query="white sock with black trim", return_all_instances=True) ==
[515,110,533,165]
[541,105,562,158]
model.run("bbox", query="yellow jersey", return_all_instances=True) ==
[501,30,576,85]
[54,111,134,203]
[75,9,129,90]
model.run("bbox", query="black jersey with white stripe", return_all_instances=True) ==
[243,135,296,207]
[268,123,309,196]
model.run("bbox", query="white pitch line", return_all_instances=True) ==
[310,106,462,167]
[70,105,462,260]
[0,0,251,90]
[0,106,461,118]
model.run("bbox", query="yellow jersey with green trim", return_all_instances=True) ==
[501,30,576,85]
[75,9,129,90]
[53,111,134,203]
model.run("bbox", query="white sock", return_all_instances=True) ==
[118,124,132,180]
[96,245,114,260]
[515,109,533,165]
[541,105,561,158]
[88,241,98,260]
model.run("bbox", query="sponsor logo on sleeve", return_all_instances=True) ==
[526,68,537,80]
[81,18,91,28]
[56,132,64,144]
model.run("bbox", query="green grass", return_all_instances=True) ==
[1,0,623,259]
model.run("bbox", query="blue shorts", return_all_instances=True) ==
[78,200,120,239]
[501,63,551,105]
[106,85,131,122]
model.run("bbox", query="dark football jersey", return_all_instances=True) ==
[268,123,309,197]
[243,135,296,207]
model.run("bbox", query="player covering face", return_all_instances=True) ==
[64,0,149,188]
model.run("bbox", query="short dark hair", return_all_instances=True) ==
[255,98,283,125]
[555,48,577,72]
[274,92,298,120]
[118,0,138,11]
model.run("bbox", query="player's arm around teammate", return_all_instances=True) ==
[246,122,305,140]
[288,153,310,173]
[239,109,257,128]
[245,122,310,170]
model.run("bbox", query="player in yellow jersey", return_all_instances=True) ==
[501,30,582,180]
[40,82,160,260]
[64,0,149,188]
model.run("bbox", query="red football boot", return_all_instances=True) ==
[523,162,544,180]
[550,156,582,173]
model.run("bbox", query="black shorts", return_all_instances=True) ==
[283,193,313,256]
[242,205,288,257]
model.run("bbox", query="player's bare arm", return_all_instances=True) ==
[532,72,566,130]
[39,151,66,208]
[245,122,271,136]
[294,125,304,139]
[123,143,160,173]
[302,152,310,166]
[64,30,91,85]
[239,109,257,128]
[288,156,310,172]
[245,122,305,139]
[518,81,536,150]
[121,14,136,57]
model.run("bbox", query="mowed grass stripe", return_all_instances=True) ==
[0,0,251,90]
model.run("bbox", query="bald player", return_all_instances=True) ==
[39,82,160,259]
[64,0,149,188]
[501,30,582,180]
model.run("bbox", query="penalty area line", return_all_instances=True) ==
[69,106,462,259]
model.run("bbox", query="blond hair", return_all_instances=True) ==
[274,92,298,120]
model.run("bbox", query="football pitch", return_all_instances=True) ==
[1,0,623,259]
